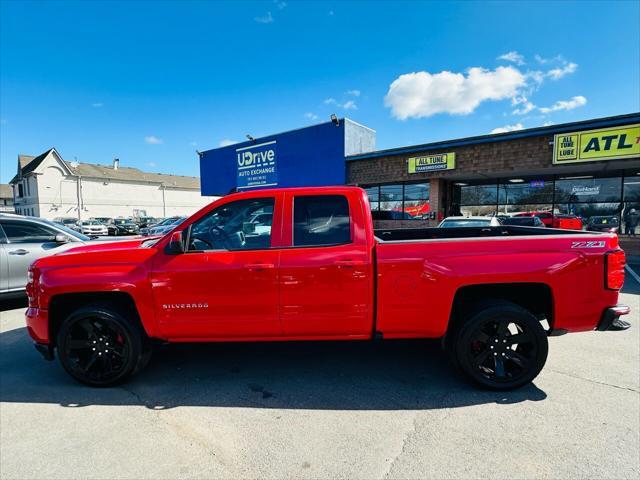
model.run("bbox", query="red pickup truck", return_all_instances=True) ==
[25,186,630,389]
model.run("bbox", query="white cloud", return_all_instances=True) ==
[491,123,524,134]
[324,97,337,105]
[513,101,536,115]
[304,112,319,120]
[329,10,334,16]
[189,141,198,147]
[274,0,286,9]
[144,135,163,144]
[543,121,554,126]
[385,66,526,120]
[342,100,357,110]
[498,51,525,65]
[546,62,577,80]
[346,89,361,97]
[147,161,157,167]
[219,139,239,147]
[91,102,104,108]
[539,95,587,113]
[255,11,274,23]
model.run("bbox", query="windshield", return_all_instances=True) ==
[440,219,492,228]
[82,221,103,225]
[41,219,90,241]
[114,219,132,225]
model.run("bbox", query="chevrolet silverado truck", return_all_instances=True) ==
[25,186,630,389]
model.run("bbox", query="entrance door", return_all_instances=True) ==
[151,195,282,339]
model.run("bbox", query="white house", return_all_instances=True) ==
[10,148,217,220]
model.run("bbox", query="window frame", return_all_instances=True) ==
[0,219,57,244]
[290,194,353,249]
[184,196,276,253]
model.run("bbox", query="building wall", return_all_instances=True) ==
[13,154,217,220]
[346,135,554,186]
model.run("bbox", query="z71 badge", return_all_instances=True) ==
[571,240,606,249]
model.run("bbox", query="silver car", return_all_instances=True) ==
[0,214,93,298]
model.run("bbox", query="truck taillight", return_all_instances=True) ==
[605,250,626,290]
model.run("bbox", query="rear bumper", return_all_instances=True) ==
[597,305,631,331]
[25,307,49,344]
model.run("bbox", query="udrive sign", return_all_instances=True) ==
[553,124,640,164]
[236,140,278,189]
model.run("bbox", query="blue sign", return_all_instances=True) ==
[530,180,545,188]
[236,140,278,190]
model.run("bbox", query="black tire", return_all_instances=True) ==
[449,301,548,390]
[56,304,151,387]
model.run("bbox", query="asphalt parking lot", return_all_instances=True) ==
[1,275,638,480]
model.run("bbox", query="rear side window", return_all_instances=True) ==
[0,221,55,243]
[293,195,351,247]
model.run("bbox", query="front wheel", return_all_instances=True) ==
[450,302,548,390]
[56,305,150,387]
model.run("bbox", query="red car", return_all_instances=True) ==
[514,211,583,230]
[26,186,629,389]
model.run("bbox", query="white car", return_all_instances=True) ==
[438,216,502,228]
[78,220,108,237]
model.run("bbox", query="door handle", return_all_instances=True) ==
[8,249,29,255]
[334,259,365,268]
[246,263,275,271]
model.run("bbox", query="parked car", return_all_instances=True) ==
[586,216,620,233]
[0,214,91,298]
[135,216,158,229]
[143,216,186,236]
[91,217,113,225]
[78,220,109,237]
[513,211,583,230]
[52,216,81,232]
[552,214,583,230]
[107,218,140,236]
[500,216,546,227]
[26,186,629,389]
[438,216,501,228]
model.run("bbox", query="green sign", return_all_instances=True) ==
[553,124,640,164]
[408,152,456,173]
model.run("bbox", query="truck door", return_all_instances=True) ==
[150,195,282,339]
[278,192,374,337]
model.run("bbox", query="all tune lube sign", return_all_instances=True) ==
[236,140,278,189]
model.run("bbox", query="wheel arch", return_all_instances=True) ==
[48,291,148,347]
[447,282,554,335]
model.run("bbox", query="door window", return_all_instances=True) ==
[187,198,275,251]
[293,195,350,247]
[0,221,56,243]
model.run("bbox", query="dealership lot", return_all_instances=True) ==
[0,276,638,479]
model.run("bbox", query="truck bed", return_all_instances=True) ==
[374,225,592,242]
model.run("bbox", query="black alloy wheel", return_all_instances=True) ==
[452,302,548,390]
[57,306,149,387]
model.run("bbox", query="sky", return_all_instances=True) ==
[1,0,639,183]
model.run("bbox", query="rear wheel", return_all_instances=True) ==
[56,305,150,387]
[450,302,548,390]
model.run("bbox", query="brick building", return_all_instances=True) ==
[346,113,640,254]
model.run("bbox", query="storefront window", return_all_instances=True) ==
[459,184,498,206]
[380,184,404,218]
[554,176,622,203]
[498,181,554,206]
[623,172,640,236]
[364,186,379,211]
[403,182,430,219]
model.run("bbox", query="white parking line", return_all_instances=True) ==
[625,264,640,284]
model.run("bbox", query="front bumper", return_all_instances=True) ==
[597,305,631,331]
[26,307,49,344]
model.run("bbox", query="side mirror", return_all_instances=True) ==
[55,233,70,243]
[165,231,185,254]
